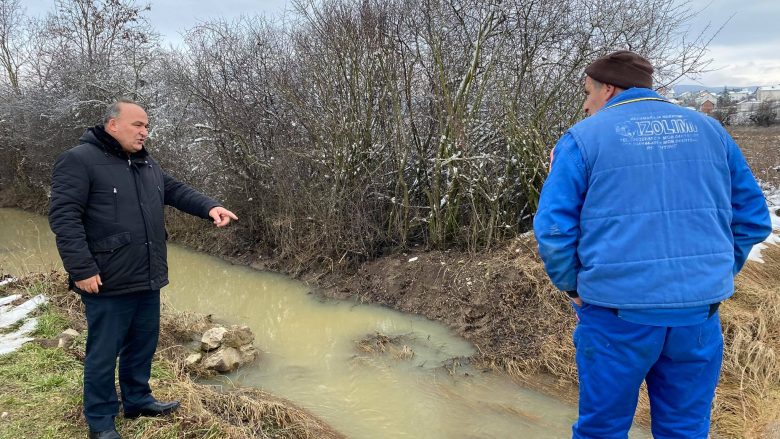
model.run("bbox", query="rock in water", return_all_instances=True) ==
[201,326,228,351]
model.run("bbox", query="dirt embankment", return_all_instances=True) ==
[324,240,578,384]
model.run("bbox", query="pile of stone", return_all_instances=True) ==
[186,325,258,373]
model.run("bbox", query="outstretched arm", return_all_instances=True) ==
[163,171,221,218]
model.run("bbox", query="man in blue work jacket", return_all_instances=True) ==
[533,51,772,438]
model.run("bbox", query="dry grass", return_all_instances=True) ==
[715,244,780,438]
[467,235,577,385]
[355,332,416,361]
[496,240,780,438]
[730,126,780,188]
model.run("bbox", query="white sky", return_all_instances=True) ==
[21,0,780,87]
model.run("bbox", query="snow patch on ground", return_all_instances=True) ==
[748,186,780,263]
[0,318,38,356]
[0,294,48,356]
[0,294,47,329]
[0,294,21,307]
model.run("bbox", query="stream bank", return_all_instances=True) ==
[1,127,778,437]
[0,272,345,439]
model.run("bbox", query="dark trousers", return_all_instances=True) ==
[81,290,160,431]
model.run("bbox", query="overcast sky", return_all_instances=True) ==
[22,0,780,87]
[686,0,780,86]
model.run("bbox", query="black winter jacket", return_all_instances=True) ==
[48,126,220,295]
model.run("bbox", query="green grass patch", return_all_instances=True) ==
[150,358,175,381]
[23,278,59,297]
[31,304,71,338]
[0,344,84,439]
[0,343,212,439]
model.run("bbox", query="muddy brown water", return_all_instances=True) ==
[0,208,650,438]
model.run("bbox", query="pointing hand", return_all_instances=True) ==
[209,207,238,227]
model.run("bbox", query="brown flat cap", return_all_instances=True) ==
[584,50,654,89]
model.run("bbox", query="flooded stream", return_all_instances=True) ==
[0,208,650,438]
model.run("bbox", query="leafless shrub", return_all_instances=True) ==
[0,0,714,269]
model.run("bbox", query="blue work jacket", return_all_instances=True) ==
[533,88,772,309]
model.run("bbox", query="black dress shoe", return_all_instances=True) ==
[88,428,121,439]
[124,400,180,419]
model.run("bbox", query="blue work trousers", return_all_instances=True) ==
[81,290,160,431]
[572,303,723,439]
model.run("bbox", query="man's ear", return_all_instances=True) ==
[603,83,616,98]
[106,118,116,133]
[604,83,623,99]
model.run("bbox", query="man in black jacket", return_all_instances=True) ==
[49,99,238,439]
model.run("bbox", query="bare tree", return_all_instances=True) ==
[0,0,27,93]
[0,0,157,208]
[0,0,718,266]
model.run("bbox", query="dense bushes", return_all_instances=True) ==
[0,0,711,269]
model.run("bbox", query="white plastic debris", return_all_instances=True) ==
[408,257,419,263]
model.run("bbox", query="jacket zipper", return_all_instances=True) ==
[129,161,154,287]
[113,187,118,223]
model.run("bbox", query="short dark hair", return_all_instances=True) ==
[587,76,605,88]
[103,98,141,124]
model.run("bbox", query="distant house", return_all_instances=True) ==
[757,85,780,102]
[736,100,761,113]
[728,89,750,102]
[696,91,718,106]
[699,99,715,114]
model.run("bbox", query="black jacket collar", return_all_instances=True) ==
[80,125,149,161]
